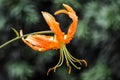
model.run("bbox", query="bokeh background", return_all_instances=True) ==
[0,0,120,80]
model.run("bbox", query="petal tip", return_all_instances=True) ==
[20,29,23,36]
[62,4,75,14]
[41,11,46,15]
[62,3,67,7]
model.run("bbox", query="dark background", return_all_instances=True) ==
[0,0,120,80]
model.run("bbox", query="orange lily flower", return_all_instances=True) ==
[20,4,87,75]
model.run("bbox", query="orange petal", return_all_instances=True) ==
[20,30,60,51]
[41,12,63,36]
[62,4,76,14]
[55,4,75,14]
[54,10,68,15]
[20,30,41,51]
[54,4,78,44]
[64,13,78,44]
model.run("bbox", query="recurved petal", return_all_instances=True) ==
[25,34,60,50]
[41,11,63,36]
[25,35,53,47]
[20,30,59,51]
[64,12,78,44]
[54,4,78,44]
[20,30,41,51]
[62,4,76,14]
[54,10,68,15]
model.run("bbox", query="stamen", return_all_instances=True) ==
[47,45,64,76]
[62,44,87,73]
[47,44,87,75]
[66,60,71,74]
[62,45,72,74]
[63,45,81,70]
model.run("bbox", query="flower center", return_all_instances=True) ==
[47,44,87,75]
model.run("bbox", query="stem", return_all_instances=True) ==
[0,30,53,49]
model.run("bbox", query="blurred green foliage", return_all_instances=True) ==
[54,67,76,80]
[0,15,6,30]
[75,20,90,39]
[53,0,81,10]
[83,1,120,30]
[0,0,39,30]
[34,50,57,72]
[5,61,33,80]
[81,60,112,80]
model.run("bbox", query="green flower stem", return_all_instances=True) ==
[0,30,53,49]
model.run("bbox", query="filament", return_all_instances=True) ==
[47,44,87,75]
[47,45,64,75]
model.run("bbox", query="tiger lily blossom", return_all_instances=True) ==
[20,4,87,75]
